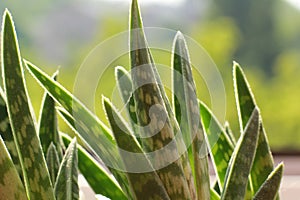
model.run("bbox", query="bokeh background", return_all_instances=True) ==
[0,0,299,152]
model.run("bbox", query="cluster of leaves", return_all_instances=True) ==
[0,0,283,199]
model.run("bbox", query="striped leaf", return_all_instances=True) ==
[253,163,283,200]
[103,98,170,200]
[199,102,234,191]
[39,71,63,159]
[115,67,141,144]
[115,66,137,128]
[172,32,209,199]
[46,143,60,185]
[233,62,275,195]
[221,108,260,200]
[115,64,194,199]
[0,88,22,178]
[130,1,191,199]
[61,133,127,200]
[130,1,195,198]
[25,61,132,199]
[54,138,79,200]
[0,136,27,200]
[1,10,55,200]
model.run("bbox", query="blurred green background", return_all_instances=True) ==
[0,0,299,151]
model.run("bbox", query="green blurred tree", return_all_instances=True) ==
[210,0,280,74]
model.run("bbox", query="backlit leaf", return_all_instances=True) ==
[130,1,191,199]
[2,10,55,200]
[61,133,127,200]
[172,32,209,199]
[221,108,260,200]
[234,62,275,195]
[253,163,283,200]
[54,138,79,200]
[0,136,27,200]
[103,98,170,200]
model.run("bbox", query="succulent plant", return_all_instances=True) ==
[0,0,283,200]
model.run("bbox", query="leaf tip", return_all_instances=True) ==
[115,66,126,80]
[3,9,12,24]
[130,0,142,30]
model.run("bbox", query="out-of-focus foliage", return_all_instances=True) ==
[0,0,299,150]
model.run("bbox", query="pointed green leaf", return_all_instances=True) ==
[172,32,209,199]
[115,66,138,132]
[25,61,132,199]
[61,133,127,200]
[46,143,60,185]
[56,108,132,199]
[1,10,55,200]
[199,102,234,191]
[0,88,22,178]
[115,65,195,199]
[103,98,170,200]
[25,61,117,162]
[54,138,79,200]
[221,108,260,200]
[233,62,275,194]
[39,71,63,159]
[130,1,191,199]
[130,2,195,199]
[253,163,283,200]
[0,136,27,200]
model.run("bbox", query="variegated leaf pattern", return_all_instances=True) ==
[130,1,195,198]
[103,98,170,200]
[172,32,209,200]
[25,61,133,199]
[233,62,275,195]
[199,102,234,191]
[130,1,191,199]
[46,143,60,185]
[253,163,283,200]
[61,133,127,200]
[221,108,260,200]
[0,88,22,178]
[1,10,55,200]
[54,138,79,200]
[115,66,138,129]
[0,136,27,200]
[39,71,63,159]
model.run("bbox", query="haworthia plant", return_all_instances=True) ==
[233,62,275,195]
[0,0,283,199]
[54,138,79,200]
[1,10,55,200]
